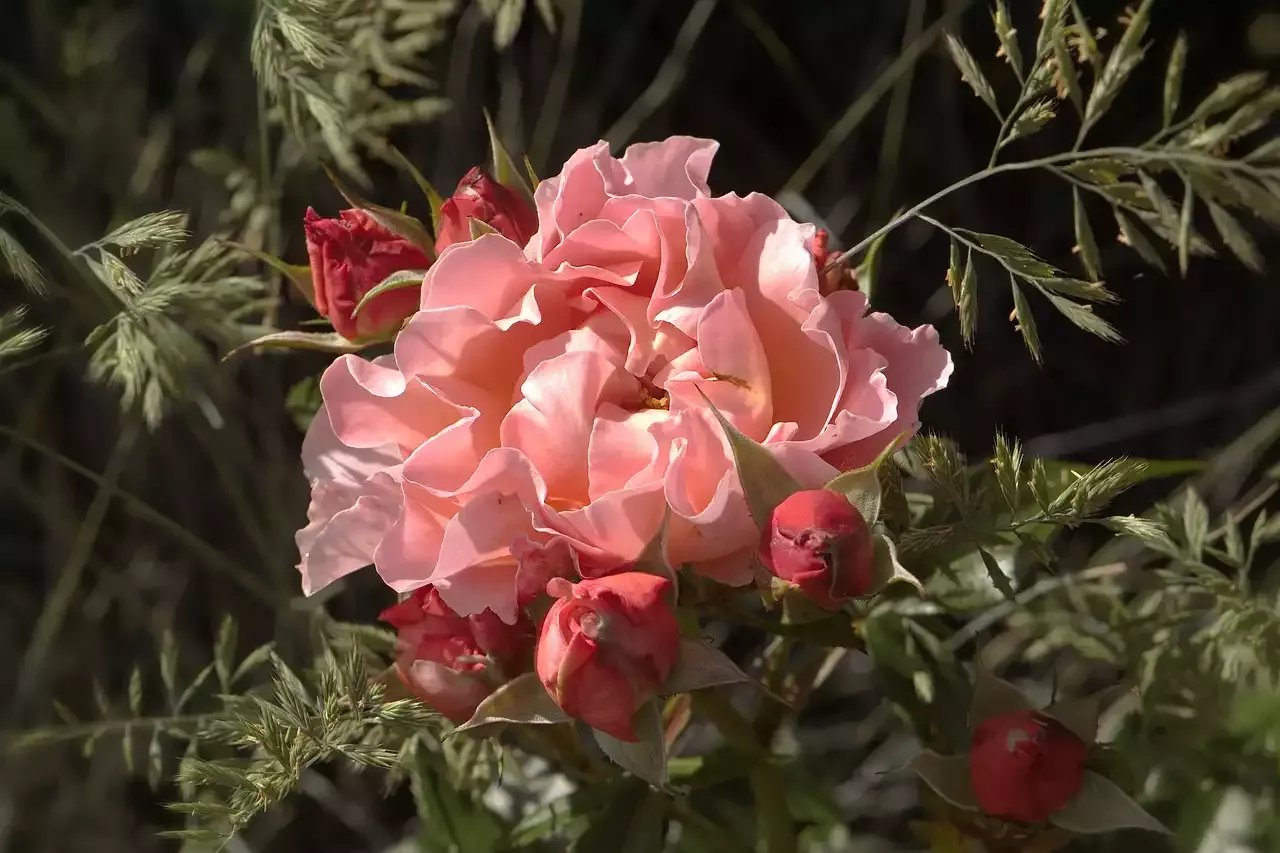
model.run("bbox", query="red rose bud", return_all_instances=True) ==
[303,208,430,341]
[435,167,538,253]
[969,710,1088,823]
[759,489,874,609]
[810,227,858,295]
[535,573,680,742]
[380,586,533,723]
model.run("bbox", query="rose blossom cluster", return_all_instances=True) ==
[295,136,952,735]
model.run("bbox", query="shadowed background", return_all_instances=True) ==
[1,0,1278,851]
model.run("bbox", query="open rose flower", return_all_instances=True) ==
[969,710,1088,823]
[435,167,538,253]
[303,209,432,341]
[535,573,679,741]
[295,136,951,621]
[380,585,533,722]
[760,489,874,608]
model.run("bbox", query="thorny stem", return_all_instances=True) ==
[825,146,1280,272]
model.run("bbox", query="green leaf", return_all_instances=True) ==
[1246,136,1280,162]
[351,268,427,318]
[213,615,235,693]
[490,0,525,50]
[1073,189,1102,280]
[1114,209,1167,273]
[1040,291,1122,343]
[1034,276,1116,304]
[322,164,435,256]
[575,781,668,853]
[977,547,1015,601]
[854,214,894,305]
[1009,277,1041,364]
[98,210,190,252]
[1052,36,1084,117]
[224,241,315,306]
[593,701,667,787]
[1182,489,1209,561]
[97,252,145,297]
[1101,516,1176,554]
[823,466,882,527]
[286,375,324,433]
[1138,172,1181,238]
[1187,71,1269,124]
[1063,158,1136,185]
[469,217,499,241]
[954,229,1057,278]
[968,668,1033,727]
[1177,176,1195,276]
[1003,99,1057,146]
[1163,33,1188,127]
[661,637,750,696]
[868,533,923,597]
[128,667,143,715]
[1207,201,1264,274]
[0,229,48,296]
[174,663,213,713]
[483,109,530,198]
[1050,770,1171,834]
[158,629,178,704]
[1035,0,1067,60]
[943,34,1000,118]
[157,829,229,844]
[231,641,274,686]
[992,434,1024,510]
[958,247,978,347]
[992,0,1023,81]
[1044,685,1133,744]
[1085,0,1154,123]
[907,752,976,810]
[387,146,447,237]
[222,330,369,361]
[632,509,676,603]
[147,729,164,791]
[522,154,541,191]
[946,238,963,304]
[453,673,569,736]
[698,391,802,530]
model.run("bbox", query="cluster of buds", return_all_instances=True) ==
[300,164,538,342]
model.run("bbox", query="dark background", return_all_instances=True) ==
[1,0,1278,850]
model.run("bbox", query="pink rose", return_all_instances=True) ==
[380,585,533,723]
[760,489,874,608]
[294,136,950,620]
[303,209,431,341]
[534,573,679,741]
[969,710,1088,823]
[435,167,538,254]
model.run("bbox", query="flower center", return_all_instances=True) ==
[575,609,605,639]
[624,373,670,412]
